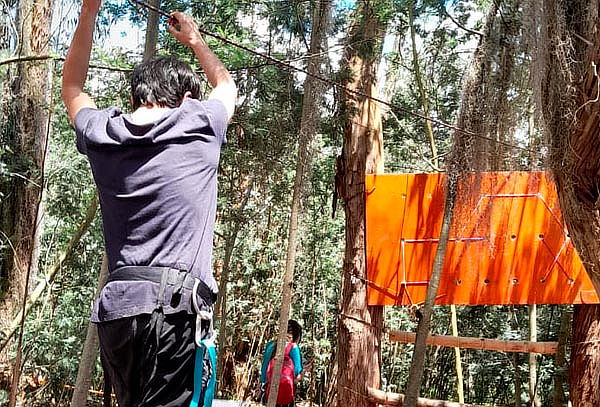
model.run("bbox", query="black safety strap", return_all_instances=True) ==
[106,266,217,304]
[101,266,216,407]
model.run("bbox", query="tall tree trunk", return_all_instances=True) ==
[266,1,332,406]
[408,0,437,168]
[569,305,600,406]
[449,307,464,403]
[403,173,457,407]
[528,305,540,407]
[0,192,98,353]
[215,180,252,392]
[552,308,571,407]
[531,1,600,404]
[513,353,522,407]
[70,254,108,407]
[143,0,160,61]
[408,3,463,400]
[404,2,500,404]
[0,0,53,331]
[334,2,385,406]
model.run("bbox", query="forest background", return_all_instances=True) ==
[0,0,588,405]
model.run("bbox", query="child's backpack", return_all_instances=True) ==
[265,342,295,404]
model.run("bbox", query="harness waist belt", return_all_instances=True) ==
[108,266,217,305]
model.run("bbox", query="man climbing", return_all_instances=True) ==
[61,0,236,405]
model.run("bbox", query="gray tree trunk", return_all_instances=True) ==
[266,2,331,406]
[143,0,160,61]
[70,255,109,407]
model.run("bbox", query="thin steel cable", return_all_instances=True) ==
[129,0,534,153]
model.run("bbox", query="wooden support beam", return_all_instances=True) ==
[367,387,485,406]
[389,330,557,354]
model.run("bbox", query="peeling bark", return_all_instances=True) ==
[335,2,385,406]
[0,0,54,333]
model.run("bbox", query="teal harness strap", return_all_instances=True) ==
[204,341,217,404]
[189,345,205,407]
[189,340,217,407]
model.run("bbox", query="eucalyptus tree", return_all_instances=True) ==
[0,0,55,404]
[0,0,54,329]
[334,1,389,405]
[528,0,600,404]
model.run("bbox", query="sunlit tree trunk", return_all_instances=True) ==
[0,2,53,405]
[569,305,600,405]
[335,2,385,406]
[70,254,108,407]
[266,1,332,406]
[528,305,540,407]
[532,1,600,404]
[0,0,53,335]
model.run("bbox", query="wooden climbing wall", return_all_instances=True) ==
[365,172,600,306]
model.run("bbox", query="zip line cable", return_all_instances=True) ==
[130,0,533,153]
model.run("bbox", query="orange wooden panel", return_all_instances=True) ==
[365,172,600,305]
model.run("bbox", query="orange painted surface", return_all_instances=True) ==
[365,172,600,305]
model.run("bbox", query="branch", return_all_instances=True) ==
[443,8,483,37]
[0,54,133,72]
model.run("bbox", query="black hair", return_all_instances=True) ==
[130,56,201,109]
[287,319,302,343]
[269,320,303,362]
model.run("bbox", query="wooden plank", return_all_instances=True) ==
[389,330,558,354]
[367,387,485,407]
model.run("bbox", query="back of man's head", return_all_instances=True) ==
[130,56,201,109]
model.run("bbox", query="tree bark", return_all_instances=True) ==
[531,1,600,404]
[0,0,54,332]
[70,254,108,407]
[513,353,522,407]
[215,181,252,392]
[569,305,600,406]
[143,0,160,61]
[335,2,385,407]
[266,2,331,406]
[528,305,540,407]
[552,308,571,407]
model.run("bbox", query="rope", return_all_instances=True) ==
[129,0,535,153]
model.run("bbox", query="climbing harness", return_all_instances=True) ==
[100,265,217,407]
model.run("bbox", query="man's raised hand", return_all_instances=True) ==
[167,12,205,48]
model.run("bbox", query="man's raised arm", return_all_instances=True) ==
[167,12,237,121]
[61,0,100,124]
